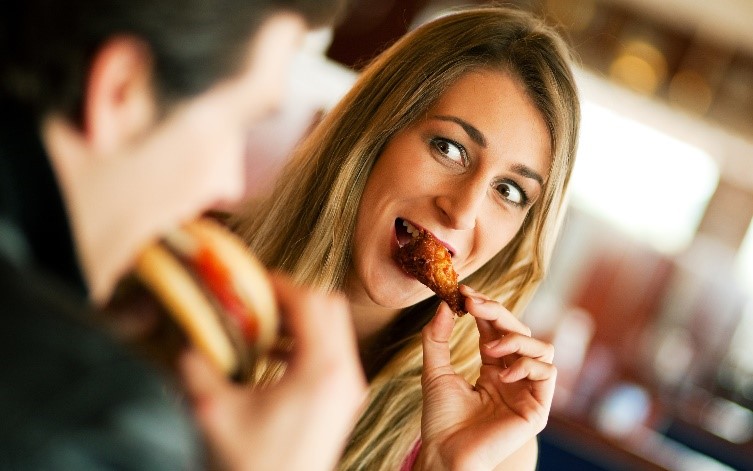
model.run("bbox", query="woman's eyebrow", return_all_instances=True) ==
[432,115,545,188]
[432,115,487,147]
[512,163,544,188]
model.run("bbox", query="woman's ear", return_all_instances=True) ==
[82,36,157,154]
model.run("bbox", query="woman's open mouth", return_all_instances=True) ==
[395,218,419,248]
[394,218,455,257]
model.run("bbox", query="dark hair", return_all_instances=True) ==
[1,0,346,123]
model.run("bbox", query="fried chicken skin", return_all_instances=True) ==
[395,223,465,316]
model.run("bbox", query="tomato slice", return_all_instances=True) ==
[193,245,258,343]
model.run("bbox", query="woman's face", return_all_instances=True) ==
[349,69,551,312]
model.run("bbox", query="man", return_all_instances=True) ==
[0,1,364,469]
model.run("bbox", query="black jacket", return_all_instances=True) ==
[0,98,201,469]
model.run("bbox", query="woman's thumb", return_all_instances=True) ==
[421,302,456,382]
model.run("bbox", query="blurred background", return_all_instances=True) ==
[247,1,753,469]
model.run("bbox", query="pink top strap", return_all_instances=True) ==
[399,439,422,471]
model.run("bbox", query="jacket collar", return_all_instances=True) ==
[0,97,87,296]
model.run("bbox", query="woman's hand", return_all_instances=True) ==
[417,285,556,471]
[179,274,367,471]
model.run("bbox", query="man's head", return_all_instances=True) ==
[2,0,346,122]
[1,0,345,302]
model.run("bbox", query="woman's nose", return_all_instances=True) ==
[435,179,487,230]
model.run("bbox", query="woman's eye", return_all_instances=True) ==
[496,181,528,206]
[431,138,466,164]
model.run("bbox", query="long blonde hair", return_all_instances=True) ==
[231,5,579,470]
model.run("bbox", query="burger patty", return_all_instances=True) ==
[164,242,255,382]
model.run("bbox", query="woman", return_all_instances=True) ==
[232,5,580,470]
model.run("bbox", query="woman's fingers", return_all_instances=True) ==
[483,332,554,364]
[460,284,554,365]
[476,319,510,368]
[422,302,457,382]
[499,357,557,382]
[460,285,531,337]
[476,357,557,429]
[499,357,558,405]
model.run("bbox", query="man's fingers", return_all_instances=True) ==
[422,302,456,382]
[269,274,354,362]
[268,273,366,400]
[268,273,318,349]
[178,348,239,424]
[179,348,225,396]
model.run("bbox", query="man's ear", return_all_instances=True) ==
[83,36,157,154]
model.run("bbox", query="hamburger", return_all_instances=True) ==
[132,218,278,382]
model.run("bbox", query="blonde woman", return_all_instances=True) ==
[231,5,580,470]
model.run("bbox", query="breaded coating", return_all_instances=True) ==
[395,227,465,316]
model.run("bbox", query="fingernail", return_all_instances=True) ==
[484,339,501,349]
[459,284,475,294]
[469,294,486,304]
[499,369,513,381]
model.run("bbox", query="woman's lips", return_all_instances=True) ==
[394,218,456,257]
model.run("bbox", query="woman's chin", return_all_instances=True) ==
[372,283,433,311]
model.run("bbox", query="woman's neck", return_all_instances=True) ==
[348,299,401,352]
[343,271,402,351]
[351,297,439,381]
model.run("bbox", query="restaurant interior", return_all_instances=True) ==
[247,0,753,469]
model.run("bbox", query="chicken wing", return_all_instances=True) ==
[395,224,465,316]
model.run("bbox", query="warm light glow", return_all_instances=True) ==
[609,40,668,95]
[570,101,720,253]
[545,0,595,32]
[737,218,753,292]
[669,69,714,115]
[610,54,661,95]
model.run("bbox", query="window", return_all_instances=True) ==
[570,100,719,253]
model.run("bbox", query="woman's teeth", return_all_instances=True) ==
[402,220,420,238]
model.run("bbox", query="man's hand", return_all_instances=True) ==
[179,274,366,471]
